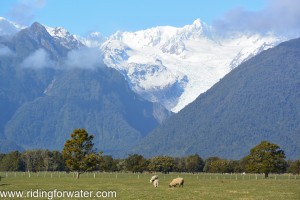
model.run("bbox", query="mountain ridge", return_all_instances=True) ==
[101,20,284,112]
[0,17,285,112]
[133,37,300,159]
[0,22,170,156]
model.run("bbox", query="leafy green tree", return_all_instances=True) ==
[100,155,117,172]
[287,160,300,174]
[51,151,65,171]
[185,154,204,173]
[62,129,101,179]
[125,154,148,173]
[22,150,47,172]
[148,156,175,174]
[174,157,186,172]
[116,159,126,172]
[229,160,244,173]
[203,157,220,172]
[0,151,24,171]
[208,159,231,173]
[244,141,286,178]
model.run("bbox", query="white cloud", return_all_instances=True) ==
[0,45,14,57]
[21,48,54,68]
[7,0,46,25]
[214,0,300,36]
[64,47,103,69]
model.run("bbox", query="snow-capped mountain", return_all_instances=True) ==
[76,32,106,48]
[45,26,83,49]
[0,17,286,112]
[0,17,25,36]
[101,19,284,112]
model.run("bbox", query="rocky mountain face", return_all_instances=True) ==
[0,22,170,156]
[133,38,300,159]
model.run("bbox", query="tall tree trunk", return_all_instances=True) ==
[264,172,269,178]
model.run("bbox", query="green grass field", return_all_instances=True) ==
[0,172,299,200]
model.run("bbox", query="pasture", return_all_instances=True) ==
[0,172,299,199]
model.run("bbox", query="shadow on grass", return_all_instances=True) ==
[0,183,11,186]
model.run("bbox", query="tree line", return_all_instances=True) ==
[0,129,299,178]
[1,150,299,175]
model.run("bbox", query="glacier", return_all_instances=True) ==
[0,17,285,112]
[101,19,284,112]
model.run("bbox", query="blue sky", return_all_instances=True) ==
[1,0,298,36]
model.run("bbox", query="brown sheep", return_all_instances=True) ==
[169,177,184,188]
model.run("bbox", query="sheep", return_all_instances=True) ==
[169,177,184,188]
[153,179,159,187]
[150,175,158,183]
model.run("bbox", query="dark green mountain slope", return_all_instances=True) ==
[134,37,300,159]
[0,22,60,150]
[0,22,170,156]
[5,68,167,156]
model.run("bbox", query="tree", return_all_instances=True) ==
[0,151,24,171]
[174,157,186,172]
[244,141,286,178]
[125,154,148,173]
[22,150,45,172]
[148,156,175,174]
[287,160,300,174]
[203,157,220,172]
[51,151,65,171]
[208,159,231,173]
[100,155,117,172]
[185,154,204,173]
[62,129,101,179]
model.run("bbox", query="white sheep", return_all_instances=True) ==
[150,175,158,183]
[169,177,184,188]
[153,179,159,187]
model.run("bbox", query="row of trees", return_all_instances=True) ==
[0,129,299,178]
[1,150,299,174]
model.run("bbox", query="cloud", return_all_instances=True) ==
[21,47,103,70]
[213,0,300,36]
[64,47,104,69]
[0,45,14,57]
[7,0,46,25]
[21,48,54,68]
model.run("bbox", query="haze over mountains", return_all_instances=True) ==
[0,17,299,159]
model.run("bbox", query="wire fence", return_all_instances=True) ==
[0,171,299,181]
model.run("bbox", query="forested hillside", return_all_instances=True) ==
[134,38,300,159]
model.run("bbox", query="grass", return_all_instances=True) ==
[0,172,299,199]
